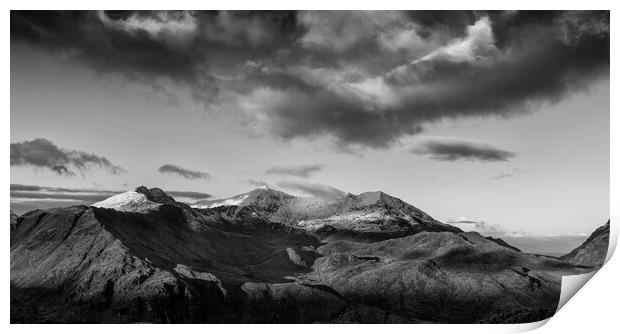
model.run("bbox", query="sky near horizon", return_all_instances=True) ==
[10,11,609,237]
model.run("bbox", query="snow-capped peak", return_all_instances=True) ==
[191,187,293,209]
[92,191,160,212]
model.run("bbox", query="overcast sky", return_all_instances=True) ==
[10,11,609,237]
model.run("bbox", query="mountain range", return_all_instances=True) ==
[193,187,460,240]
[10,186,609,323]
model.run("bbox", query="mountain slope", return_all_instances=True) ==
[560,220,610,267]
[10,201,325,323]
[308,230,580,323]
[283,191,461,237]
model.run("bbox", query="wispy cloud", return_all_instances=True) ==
[166,190,212,202]
[10,183,212,214]
[265,164,324,178]
[491,167,522,180]
[11,184,211,202]
[246,179,271,188]
[10,138,125,176]
[10,184,119,214]
[411,137,516,162]
[446,219,515,237]
[277,181,345,200]
[158,164,211,179]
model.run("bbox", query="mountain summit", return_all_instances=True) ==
[193,187,293,211]
[92,186,179,212]
[135,186,176,204]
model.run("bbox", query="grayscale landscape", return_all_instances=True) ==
[10,10,610,323]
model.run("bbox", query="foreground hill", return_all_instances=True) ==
[11,205,321,322]
[10,187,595,323]
[560,220,610,267]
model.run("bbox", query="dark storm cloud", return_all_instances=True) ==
[11,11,201,79]
[11,11,609,150]
[278,181,345,200]
[265,164,324,178]
[411,138,516,162]
[158,164,211,179]
[10,11,298,103]
[235,10,608,149]
[10,138,126,175]
[405,10,474,36]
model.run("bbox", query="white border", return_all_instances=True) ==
[4,1,617,333]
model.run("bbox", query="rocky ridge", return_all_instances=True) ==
[560,220,610,267]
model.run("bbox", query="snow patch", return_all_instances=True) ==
[298,211,395,232]
[207,194,249,208]
[92,191,160,212]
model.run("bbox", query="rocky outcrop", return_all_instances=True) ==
[10,210,19,229]
[135,186,176,204]
[561,220,610,267]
